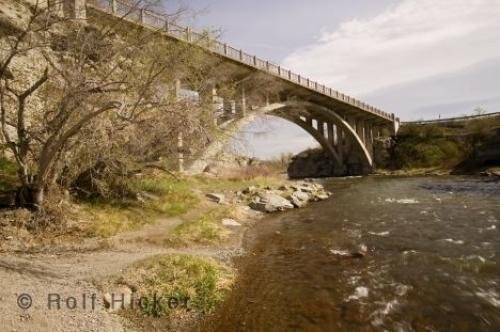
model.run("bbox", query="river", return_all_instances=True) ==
[202,176,500,331]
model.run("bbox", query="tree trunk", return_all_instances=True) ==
[16,185,44,210]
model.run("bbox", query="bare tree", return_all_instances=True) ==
[0,1,217,209]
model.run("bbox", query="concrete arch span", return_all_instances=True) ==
[256,102,373,172]
[188,101,374,175]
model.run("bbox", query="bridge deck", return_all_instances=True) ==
[88,0,394,122]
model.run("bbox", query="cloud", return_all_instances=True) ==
[363,58,500,120]
[281,0,500,96]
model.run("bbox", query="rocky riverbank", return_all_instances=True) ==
[0,172,334,332]
[206,180,332,214]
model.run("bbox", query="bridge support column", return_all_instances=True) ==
[327,122,334,146]
[365,122,374,155]
[172,79,184,171]
[63,0,87,19]
[48,0,64,16]
[222,98,234,122]
[173,79,182,100]
[199,86,218,126]
[235,87,247,118]
[177,130,184,172]
[356,119,365,145]
[305,116,313,128]
[392,114,400,135]
[317,120,325,138]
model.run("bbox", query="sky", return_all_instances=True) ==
[175,0,500,159]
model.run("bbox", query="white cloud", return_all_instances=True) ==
[281,0,500,96]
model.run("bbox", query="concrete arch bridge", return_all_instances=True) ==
[190,100,396,175]
[61,0,401,175]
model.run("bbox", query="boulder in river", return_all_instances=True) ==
[289,190,310,208]
[249,192,294,213]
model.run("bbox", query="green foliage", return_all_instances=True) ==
[132,254,233,317]
[129,176,200,216]
[394,124,467,168]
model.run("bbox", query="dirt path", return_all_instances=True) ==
[0,211,242,332]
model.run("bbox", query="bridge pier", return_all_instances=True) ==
[365,121,374,155]
[317,120,324,137]
[172,79,185,171]
[53,0,86,19]
[173,79,182,99]
[222,98,234,122]
[235,87,247,117]
[199,85,218,126]
[327,122,335,147]
[356,119,365,145]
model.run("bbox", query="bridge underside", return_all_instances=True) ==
[189,100,394,176]
[81,3,398,175]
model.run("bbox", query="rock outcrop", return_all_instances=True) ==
[287,149,337,178]
[373,137,395,169]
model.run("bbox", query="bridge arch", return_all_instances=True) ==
[188,101,374,175]
[255,101,373,170]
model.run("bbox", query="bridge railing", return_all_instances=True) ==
[87,0,394,121]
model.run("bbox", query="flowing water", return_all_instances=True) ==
[203,176,500,331]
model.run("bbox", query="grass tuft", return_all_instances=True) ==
[125,254,233,317]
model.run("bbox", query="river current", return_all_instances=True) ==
[204,176,500,331]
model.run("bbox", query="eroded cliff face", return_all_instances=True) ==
[373,137,395,169]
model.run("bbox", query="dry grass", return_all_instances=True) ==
[168,205,242,246]
[119,254,234,317]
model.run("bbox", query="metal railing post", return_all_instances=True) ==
[111,0,116,13]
